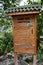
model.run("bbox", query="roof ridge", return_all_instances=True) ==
[5,4,42,13]
[8,4,41,9]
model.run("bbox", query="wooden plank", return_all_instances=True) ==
[14,45,36,54]
[7,11,40,16]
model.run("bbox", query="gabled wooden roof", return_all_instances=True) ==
[5,4,41,16]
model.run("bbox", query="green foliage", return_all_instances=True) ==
[37,11,43,49]
[0,0,22,55]
[27,0,41,4]
[41,0,43,5]
[2,0,21,9]
[0,31,13,55]
[0,9,12,55]
[3,32,13,52]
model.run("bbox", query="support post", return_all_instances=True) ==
[33,55,37,65]
[14,52,18,65]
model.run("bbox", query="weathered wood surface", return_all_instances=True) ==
[12,15,37,54]
[8,11,40,16]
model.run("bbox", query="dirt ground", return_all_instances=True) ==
[0,58,43,65]
[0,53,43,65]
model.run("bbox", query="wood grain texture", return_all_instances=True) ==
[7,11,40,16]
[12,15,37,54]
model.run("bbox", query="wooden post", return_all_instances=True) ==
[33,55,37,65]
[14,52,18,65]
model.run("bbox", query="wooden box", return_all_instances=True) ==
[6,5,41,55]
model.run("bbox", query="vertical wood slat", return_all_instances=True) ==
[33,15,37,65]
[12,16,18,65]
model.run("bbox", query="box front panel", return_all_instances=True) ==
[13,15,36,54]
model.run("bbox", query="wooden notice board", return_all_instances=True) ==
[6,5,41,65]
[12,15,37,54]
